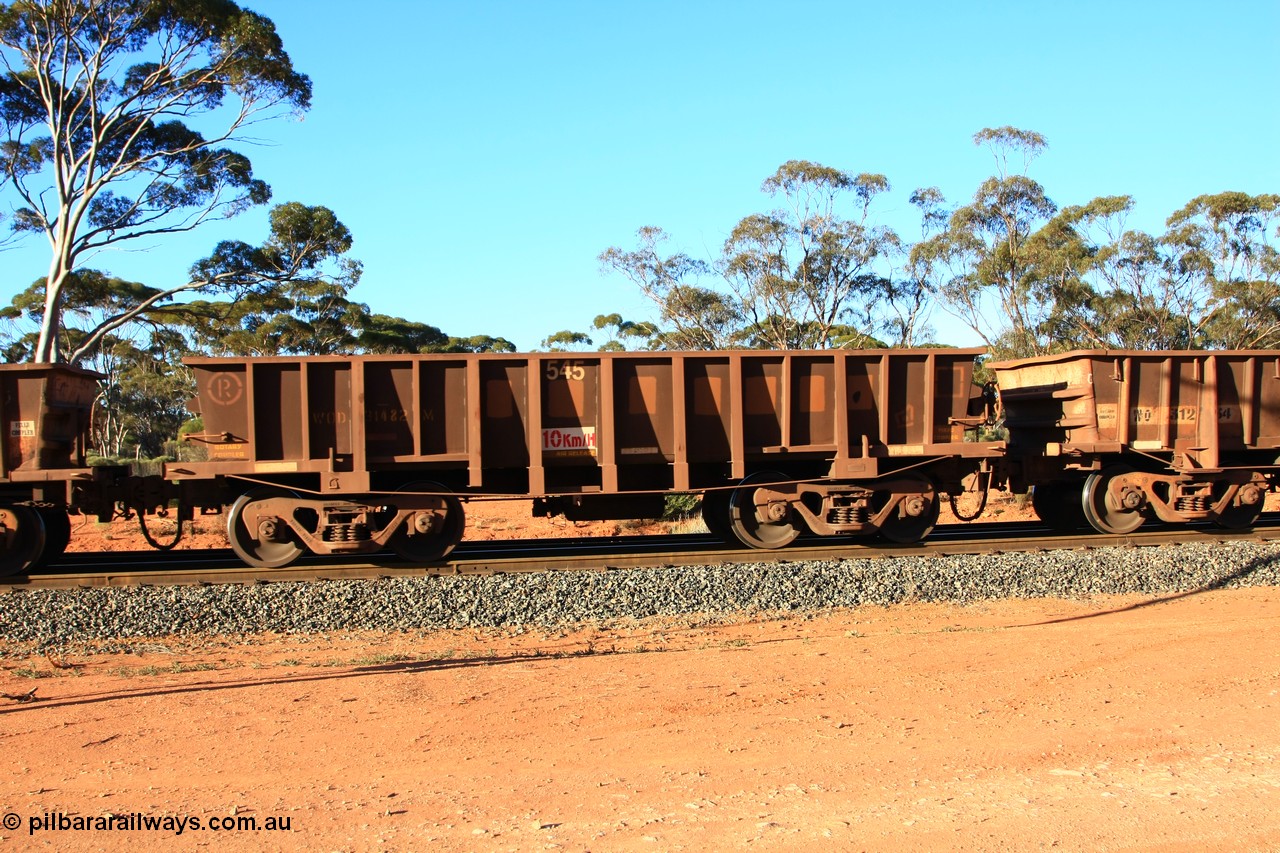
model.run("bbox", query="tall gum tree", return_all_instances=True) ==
[0,200,361,363]
[1023,196,1210,351]
[1163,192,1280,349]
[0,0,311,362]
[598,226,739,350]
[600,162,902,351]
[912,127,1058,357]
[722,160,897,350]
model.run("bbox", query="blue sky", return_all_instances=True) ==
[4,0,1278,350]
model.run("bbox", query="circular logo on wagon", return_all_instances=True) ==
[206,372,244,407]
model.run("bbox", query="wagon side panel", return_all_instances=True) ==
[479,360,530,472]
[305,360,354,463]
[843,353,884,460]
[790,355,837,448]
[539,356,604,492]
[419,359,468,457]
[189,361,252,464]
[611,356,675,489]
[684,357,732,465]
[251,362,304,462]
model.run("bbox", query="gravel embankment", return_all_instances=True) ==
[2,541,1278,650]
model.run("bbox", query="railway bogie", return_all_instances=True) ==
[221,483,467,568]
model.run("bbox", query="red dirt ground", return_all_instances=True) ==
[3,493,1276,851]
[2,589,1278,851]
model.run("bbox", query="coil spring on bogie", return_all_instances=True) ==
[322,523,370,542]
[1174,495,1211,513]
[828,506,869,525]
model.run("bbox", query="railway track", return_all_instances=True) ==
[8,516,1280,591]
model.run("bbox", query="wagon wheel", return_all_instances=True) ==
[728,472,800,550]
[1081,466,1146,535]
[1213,481,1265,530]
[227,487,306,569]
[876,473,940,544]
[0,506,47,577]
[32,506,71,569]
[387,482,465,562]
[1030,482,1088,531]
[700,489,736,545]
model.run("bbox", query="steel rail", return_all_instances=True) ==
[7,517,1280,592]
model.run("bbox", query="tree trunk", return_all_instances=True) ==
[34,255,71,363]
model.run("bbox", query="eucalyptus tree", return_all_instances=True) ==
[1025,196,1198,350]
[1028,191,1280,351]
[722,161,898,350]
[601,162,904,351]
[354,313,451,354]
[539,329,593,352]
[0,278,196,454]
[0,267,167,362]
[71,201,362,357]
[0,0,311,362]
[314,314,516,356]
[591,313,656,351]
[913,127,1058,357]
[599,226,740,350]
[1164,192,1280,349]
[887,187,949,346]
[433,334,516,353]
[88,330,192,457]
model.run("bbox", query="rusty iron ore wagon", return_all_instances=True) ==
[2,347,1278,575]
[176,348,999,567]
[992,350,1280,534]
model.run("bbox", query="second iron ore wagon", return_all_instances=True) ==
[177,349,1000,566]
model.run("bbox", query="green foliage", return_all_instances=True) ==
[434,335,517,353]
[89,455,173,477]
[722,162,900,349]
[540,330,593,352]
[904,131,1280,357]
[602,162,927,350]
[1164,192,1280,349]
[591,314,657,351]
[599,226,740,349]
[177,202,365,356]
[603,138,1278,356]
[972,127,1048,176]
[0,0,313,362]
[663,493,701,520]
[355,314,449,353]
[913,135,1060,358]
[0,0,523,458]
